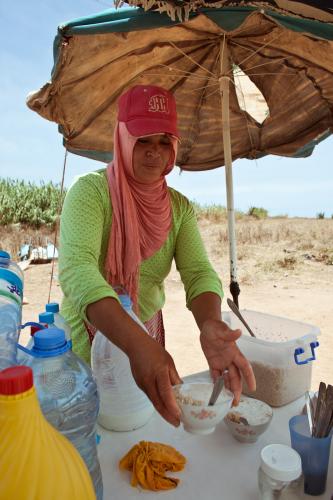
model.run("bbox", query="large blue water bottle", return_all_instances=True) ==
[0,250,24,369]
[18,328,103,499]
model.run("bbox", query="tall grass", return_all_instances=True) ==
[0,178,66,228]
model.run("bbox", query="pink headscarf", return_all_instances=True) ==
[105,122,178,310]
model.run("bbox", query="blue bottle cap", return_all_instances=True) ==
[32,328,69,357]
[46,302,60,313]
[38,312,54,324]
[119,294,132,309]
[0,250,10,260]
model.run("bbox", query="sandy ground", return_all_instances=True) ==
[20,253,332,392]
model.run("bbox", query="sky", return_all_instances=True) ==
[1,0,332,218]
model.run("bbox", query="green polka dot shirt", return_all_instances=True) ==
[59,169,223,364]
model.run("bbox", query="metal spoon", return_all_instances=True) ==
[227,298,256,338]
[208,376,225,406]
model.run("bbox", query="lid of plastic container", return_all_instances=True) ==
[0,366,33,395]
[32,328,70,357]
[260,444,302,482]
[46,302,60,313]
[0,250,10,260]
[39,312,54,324]
[0,269,23,292]
[119,294,132,309]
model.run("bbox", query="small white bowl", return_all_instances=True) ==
[224,396,273,443]
[173,382,233,435]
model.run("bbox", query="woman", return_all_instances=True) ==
[59,84,255,427]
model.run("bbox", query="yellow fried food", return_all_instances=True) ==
[119,441,186,491]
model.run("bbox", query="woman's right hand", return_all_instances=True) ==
[87,297,182,426]
[127,335,182,427]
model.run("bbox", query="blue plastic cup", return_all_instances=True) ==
[289,414,332,496]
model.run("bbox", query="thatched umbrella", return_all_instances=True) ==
[27,3,333,305]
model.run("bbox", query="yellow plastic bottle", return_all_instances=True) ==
[0,366,96,500]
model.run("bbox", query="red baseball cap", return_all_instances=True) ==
[117,85,180,139]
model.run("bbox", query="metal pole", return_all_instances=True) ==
[219,37,240,307]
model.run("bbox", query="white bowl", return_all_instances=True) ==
[224,396,273,443]
[173,382,233,435]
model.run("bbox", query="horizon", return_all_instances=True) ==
[1,0,332,218]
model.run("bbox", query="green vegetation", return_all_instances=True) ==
[247,206,268,219]
[316,212,325,219]
[0,178,66,228]
[192,202,246,222]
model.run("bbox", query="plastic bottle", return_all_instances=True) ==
[46,302,71,340]
[0,251,24,369]
[91,293,154,431]
[19,328,103,500]
[19,311,56,356]
[0,365,96,500]
[0,250,24,284]
[38,311,55,328]
[22,314,54,351]
[258,444,302,499]
[17,321,45,365]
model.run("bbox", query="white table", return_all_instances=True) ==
[98,372,332,500]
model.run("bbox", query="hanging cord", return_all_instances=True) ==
[47,148,68,304]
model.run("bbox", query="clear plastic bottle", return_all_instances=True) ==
[91,294,154,431]
[0,250,24,284]
[17,322,45,365]
[46,302,71,340]
[22,313,55,351]
[258,444,302,499]
[0,251,24,369]
[20,328,103,500]
[0,365,95,500]
[38,311,55,329]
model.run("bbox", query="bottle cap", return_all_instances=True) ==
[0,250,10,260]
[33,328,66,351]
[260,444,302,482]
[119,294,132,309]
[46,302,60,313]
[38,312,54,324]
[0,366,33,395]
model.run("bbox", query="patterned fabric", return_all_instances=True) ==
[144,310,165,347]
[105,121,177,311]
[84,309,165,347]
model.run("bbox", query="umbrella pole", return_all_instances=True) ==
[219,38,240,308]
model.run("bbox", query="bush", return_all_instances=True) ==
[0,178,66,228]
[317,212,325,219]
[247,206,268,219]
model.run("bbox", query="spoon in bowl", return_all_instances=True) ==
[227,298,256,338]
[208,376,225,406]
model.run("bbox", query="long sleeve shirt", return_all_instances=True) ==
[59,169,223,363]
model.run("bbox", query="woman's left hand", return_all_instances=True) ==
[199,318,256,405]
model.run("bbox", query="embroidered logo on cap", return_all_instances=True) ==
[148,95,169,114]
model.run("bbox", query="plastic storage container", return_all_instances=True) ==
[223,310,320,406]
[46,302,71,340]
[0,251,24,369]
[18,328,103,499]
[258,444,302,499]
[0,365,95,500]
[91,294,154,431]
